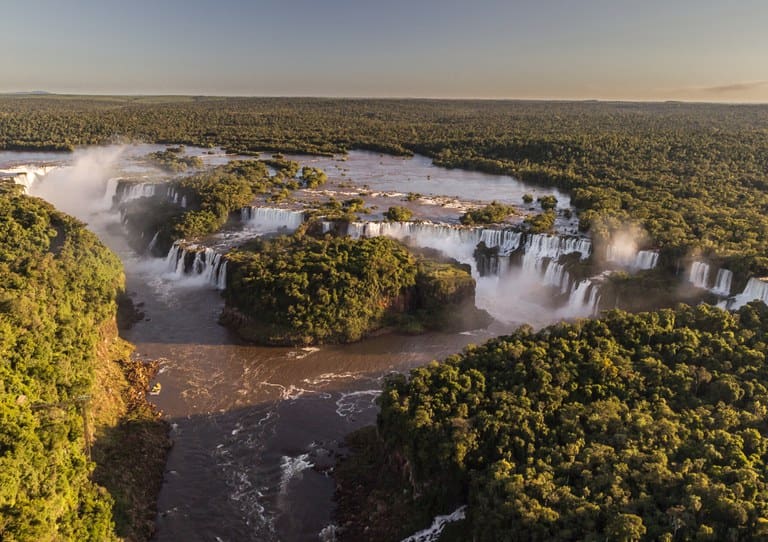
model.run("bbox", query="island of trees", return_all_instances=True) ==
[221,231,490,345]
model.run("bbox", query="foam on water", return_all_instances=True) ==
[279,454,313,495]
[335,390,382,419]
[400,506,467,542]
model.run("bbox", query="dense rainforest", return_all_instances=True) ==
[0,182,168,541]
[3,95,768,262]
[363,303,768,541]
[222,232,488,345]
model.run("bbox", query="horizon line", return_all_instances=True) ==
[2,92,768,106]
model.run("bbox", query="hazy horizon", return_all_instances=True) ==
[3,0,767,103]
[5,92,768,106]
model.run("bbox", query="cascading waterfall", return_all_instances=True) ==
[688,262,733,297]
[712,268,733,297]
[689,261,711,289]
[147,231,160,253]
[102,177,120,208]
[542,261,571,294]
[400,506,467,542]
[607,245,659,270]
[635,250,659,270]
[348,221,590,264]
[115,181,160,204]
[164,241,227,290]
[3,165,56,193]
[241,206,306,231]
[563,279,601,317]
[725,277,768,310]
[347,220,596,323]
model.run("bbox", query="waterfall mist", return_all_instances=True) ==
[30,146,126,222]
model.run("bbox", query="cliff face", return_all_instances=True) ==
[90,318,171,542]
[410,259,491,332]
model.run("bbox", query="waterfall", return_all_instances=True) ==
[522,234,590,262]
[344,220,598,325]
[102,177,120,208]
[3,165,56,193]
[607,245,659,270]
[347,221,590,265]
[479,229,523,256]
[115,181,160,204]
[689,261,711,289]
[726,277,768,310]
[164,241,227,290]
[634,250,659,270]
[712,268,733,297]
[241,206,306,232]
[563,279,601,317]
[216,261,227,290]
[541,261,571,293]
[689,262,733,297]
[147,231,160,253]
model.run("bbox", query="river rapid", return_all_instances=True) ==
[4,145,533,541]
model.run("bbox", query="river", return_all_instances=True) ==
[4,145,518,541]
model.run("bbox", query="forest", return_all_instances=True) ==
[373,303,768,541]
[0,182,167,541]
[222,232,488,345]
[2,96,768,264]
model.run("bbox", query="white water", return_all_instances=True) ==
[348,221,590,263]
[400,506,467,542]
[165,241,228,290]
[116,182,160,204]
[606,245,659,270]
[278,454,313,496]
[4,165,57,193]
[689,262,733,297]
[726,277,768,309]
[541,261,571,294]
[347,221,597,324]
[689,261,711,289]
[241,206,305,232]
[147,231,160,253]
[712,268,733,297]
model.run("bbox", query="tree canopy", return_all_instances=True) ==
[379,303,768,541]
[0,183,124,540]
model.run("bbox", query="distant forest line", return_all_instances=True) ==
[3,96,768,262]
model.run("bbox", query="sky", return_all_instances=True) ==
[2,0,767,102]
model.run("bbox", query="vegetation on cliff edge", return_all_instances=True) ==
[0,183,168,541]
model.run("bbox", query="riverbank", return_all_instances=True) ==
[91,318,171,542]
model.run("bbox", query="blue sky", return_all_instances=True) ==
[2,0,767,101]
